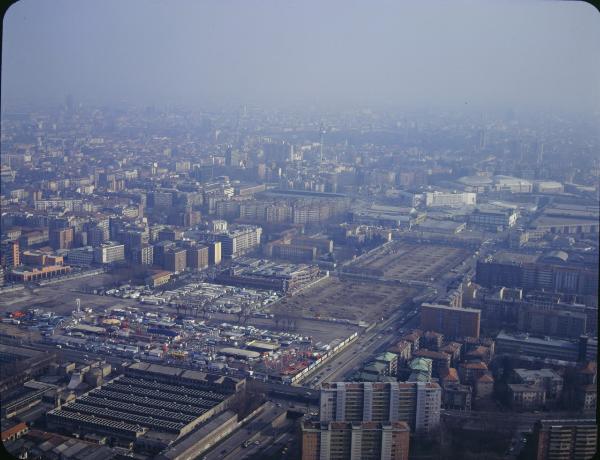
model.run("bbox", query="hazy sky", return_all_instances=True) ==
[2,0,599,112]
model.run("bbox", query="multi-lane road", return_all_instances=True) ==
[301,305,420,387]
[202,402,290,460]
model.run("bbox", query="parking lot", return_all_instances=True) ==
[346,241,472,281]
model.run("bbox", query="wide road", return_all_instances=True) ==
[202,402,288,460]
[302,307,420,387]
[253,430,295,459]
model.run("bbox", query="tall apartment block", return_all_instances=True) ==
[533,419,597,460]
[150,191,173,209]
[164,248,187,273]
[0,239,20,267]
[86,226,107,246]
[208,241,222,265]
[131,244,153,266]
[216,225,262,258]
[302,421,410,460]
[186,245,209,270]
[49,227,74,250]
[93,242,125,264]
[319,382,441,433]
[420,303,481,339]
[153,240,175,267]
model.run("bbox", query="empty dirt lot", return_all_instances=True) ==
[0,274,138,315]
[346,241,472,281]
[274,277,416,323]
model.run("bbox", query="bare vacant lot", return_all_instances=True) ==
[275,277,416,323]
[0,274,138,315]
[347,241,471,281]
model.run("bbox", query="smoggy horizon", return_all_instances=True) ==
[2,0,600,114]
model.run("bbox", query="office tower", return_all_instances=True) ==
[49,227,74,250]
[420,303,481,339]
[320,382,441,433]
[302,421,410,460]
[533,419,597,460]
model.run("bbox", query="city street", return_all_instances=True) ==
[303,307,420,387]
[202,402,289,460]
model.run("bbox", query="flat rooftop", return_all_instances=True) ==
[421,303,481,314]
[0,344,44,362]
[543,203,599,219]
[492,251,540,265]
[531,215,599,227]
[496,330,578,349]
[218,347,261,359]
[264,188,346,199]
[514,368,562,380]
[419,219,465,230]
[158,410,238,460]
[125,362,243,389]
[47,370,232,439]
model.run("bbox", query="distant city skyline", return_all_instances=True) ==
[2,0,599,113]
[1,6,598,455]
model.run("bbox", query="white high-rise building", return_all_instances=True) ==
[216,225,262,258]
[424,191,476,208]
[93,241,125,264]
[320,382,441,433]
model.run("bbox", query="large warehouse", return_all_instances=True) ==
[46,363,245,451]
